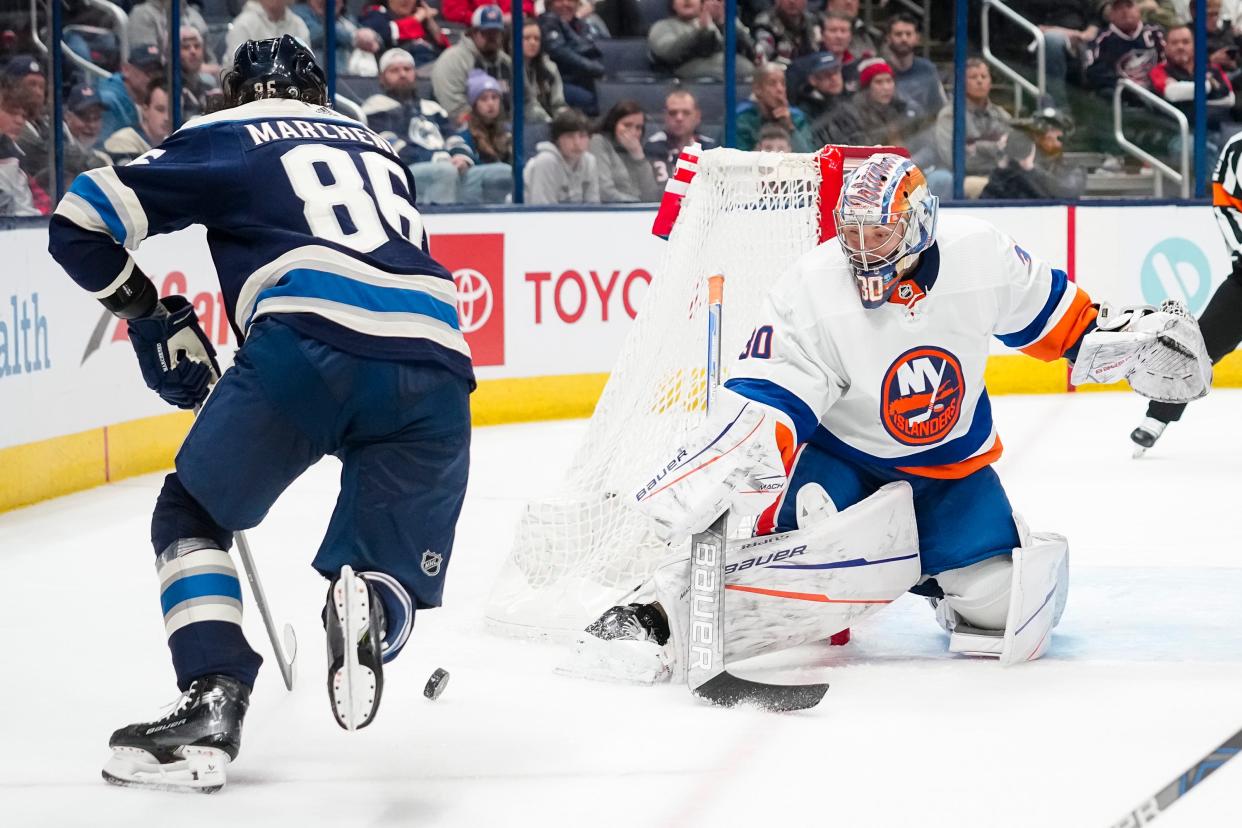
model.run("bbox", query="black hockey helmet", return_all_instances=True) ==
[221,35,327,108]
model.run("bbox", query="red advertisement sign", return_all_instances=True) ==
[429,233,505,367]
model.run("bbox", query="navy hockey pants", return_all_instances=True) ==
[152,317,471,689]
[768,441,1020,577]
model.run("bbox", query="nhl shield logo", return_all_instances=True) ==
[421,550,443,577]
[880,346,964,446]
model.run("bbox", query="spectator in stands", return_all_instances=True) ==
[823,57,916,148]
[61,85,113,178]
[360,0,449,66]
[790,52,850,144]
[97,44,164,146]
[980,130,1056,199]
[594,0,647,37]
[1084,0,1166,95]
[225,0,313,70]
[645,88,717,184]
[2,55,45,105]
[6,58,52,195]
[1205,0,1242,78]
[128,0,210,54]
[820,11,870,91]
[442,0,534,27]
[882,13,945,122]
[825,0,878,59]
[522,20,569,123]
[103,77,170,165]
[1015,0,1100,106]
[364,49,466,204]
[590,99,660,202]
[1018,104,1087,198]
[524,107,602,203]
[753,0,821,65]
[1137,0,1185,28]
[180,28,221,121]
[756,122,793,152]
[540,0,606,114]
[1151,23,1235,139]
[0,91,40,216]
[935,58,1011,179]
[454,70,515,203]
[433,5,513,124]
[737,63,814,151]
[648,0,756,81]
[294,0,382,74]
[577,0,613,39]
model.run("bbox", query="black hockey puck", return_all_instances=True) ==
[423,667,449,700]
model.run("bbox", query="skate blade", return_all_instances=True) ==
[555,635,670,686]
[102,745,228,793]
[1132,445,1149,459]
[332,566,378,731]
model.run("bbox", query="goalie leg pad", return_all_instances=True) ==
[655,481,921,679]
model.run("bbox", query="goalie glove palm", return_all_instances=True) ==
[630,387,791,543]
[1070,301,1211,403]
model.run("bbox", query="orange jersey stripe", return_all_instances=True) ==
[1213,182,1242,211]
[1020,287,1098,362]
[726,584,893,604]
[896,434,1005,479]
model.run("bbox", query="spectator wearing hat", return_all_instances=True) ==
[521,19,569,123]
[364,49,467,204]
[524,107,602,204]
[432,5,513,124]
[441,0,535,26]
[648,0,756,82]
[2,56,45,107]
[645,89,717,185]
[180,28,222,121]
[737,63,815,152]
[97,44,165,147]
[935,58,1011,180]
[1084,0,1165,96]
[0,90,42,216]
[225,0,314,70]
[590,99,659,202]
[5,57,52,189]
[882,13,946,123]
[790,50,849,130]
[540,0,606,114]
[453,70,515,204]
[128,0,210,54]
[1017,105,1087,199]
[62,85,112,172]
[294,0,382,75]
[753,0,821,65]
[824,56,918,147]
[104,77,172,165]
[981,130,1057,200]
[360,0,449,67]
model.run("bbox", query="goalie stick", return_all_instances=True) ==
[1109,727,1242,827]
[686,275,829,712]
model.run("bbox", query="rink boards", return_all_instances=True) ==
[3,202,1241,511]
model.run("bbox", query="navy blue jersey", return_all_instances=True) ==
[49,98,473,384]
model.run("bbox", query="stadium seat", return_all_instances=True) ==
[638,0,669,33]
[596,38,659,78]
[520,121,552,157]
[597,79,673,118]
[685,82,726,124]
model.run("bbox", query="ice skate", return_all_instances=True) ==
[326,565,386,730]
[102,674,249,793]
[559,604,674,685]
[1130,417,1168,458]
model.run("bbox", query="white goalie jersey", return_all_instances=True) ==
[724,214,1099,480]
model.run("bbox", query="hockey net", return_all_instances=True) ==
[486,145,899,638]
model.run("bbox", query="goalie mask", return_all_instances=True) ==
[833,154,938,309]
[222,35,328,109]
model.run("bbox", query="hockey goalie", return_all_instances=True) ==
[573,152,1212,685]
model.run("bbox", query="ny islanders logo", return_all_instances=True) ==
[881,347,964,446]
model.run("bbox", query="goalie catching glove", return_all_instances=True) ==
[630,387,792,543]
[1070,300,1211,403]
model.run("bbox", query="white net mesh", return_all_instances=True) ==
[486,147,846,637]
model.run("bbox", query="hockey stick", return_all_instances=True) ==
[686,275,828,712]
[1109,728,1242,827]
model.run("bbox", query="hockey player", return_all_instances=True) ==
[583,153,1209,681]
[1131,131,1242,455]
[47,36,472,791]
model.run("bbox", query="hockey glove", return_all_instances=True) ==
[127,295,220,409]
[629,387,791,544]
[1070,301,1211,403]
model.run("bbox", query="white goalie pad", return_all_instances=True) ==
[654,481,920,678]
[938,533,1069,665]
[1070,301,1211,403]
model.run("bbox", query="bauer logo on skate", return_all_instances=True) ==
[881,346,964,446]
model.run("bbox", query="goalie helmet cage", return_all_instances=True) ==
[487,144,904,638]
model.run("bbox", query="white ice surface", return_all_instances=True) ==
[2,391,1241,827]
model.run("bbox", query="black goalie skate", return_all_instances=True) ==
[560,603,674,685]
[1130,417,1168,458]
[326,565,386,730]
[585,603,671,645]
[103,674,249,793]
